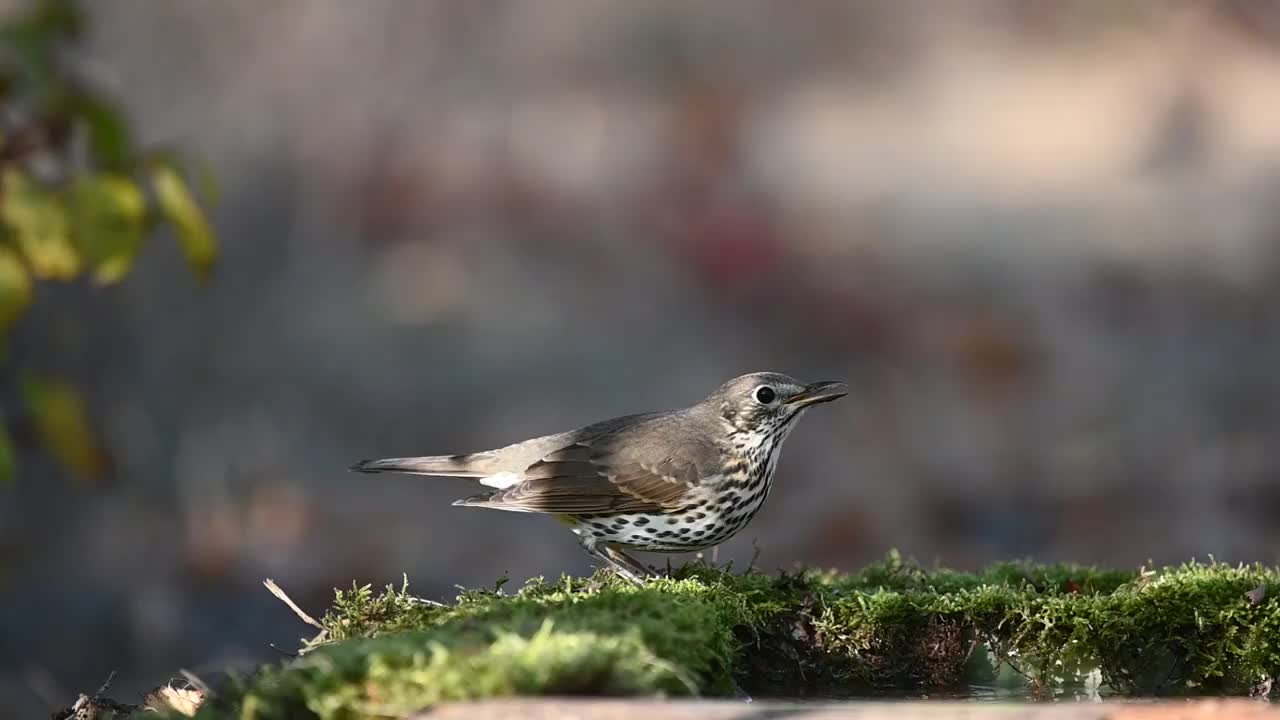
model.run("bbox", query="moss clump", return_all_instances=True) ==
[195,573,757,719]
[188,556,1280,719]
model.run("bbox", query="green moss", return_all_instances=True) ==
[188,556,1280,719]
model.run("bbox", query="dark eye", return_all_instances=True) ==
[754,386,776,404]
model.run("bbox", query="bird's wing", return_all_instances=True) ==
[464,419,721,514]
[352,412,665,479]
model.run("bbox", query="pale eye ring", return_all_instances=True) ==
[754,386,777,404]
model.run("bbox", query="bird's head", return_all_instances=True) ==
[707,372,847,434]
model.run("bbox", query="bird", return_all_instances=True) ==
[351,372,847,584]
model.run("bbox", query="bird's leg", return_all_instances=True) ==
[602,545,660,580]
[578,536,648,586]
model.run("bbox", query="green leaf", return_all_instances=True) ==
[0,245,32,332]
[10,0,82,41]
[149,159,216,282]
[21,374,107,483]
[0,170,79,279]
[0,0,82,96]
[68,89,135,171]
[192,157,220,206]
[0,424,14,485]
[68,173,146,284]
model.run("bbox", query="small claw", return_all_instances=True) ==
[612,567,647,586]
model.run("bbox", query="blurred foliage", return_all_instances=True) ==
[0,0,218,484]
[21,374,107,479]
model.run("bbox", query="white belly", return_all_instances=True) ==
[569,511,725,551]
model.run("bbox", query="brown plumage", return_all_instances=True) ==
[352,372,847,583]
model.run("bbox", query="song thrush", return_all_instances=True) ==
[352,372,847,583]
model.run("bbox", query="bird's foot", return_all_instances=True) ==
[581,565,645,590]
[602,547,659,585]
[579,541,661,587]
[610,566,649,587]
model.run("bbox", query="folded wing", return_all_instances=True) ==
[454,435,715,514]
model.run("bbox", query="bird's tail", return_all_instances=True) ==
[349,453,496,477]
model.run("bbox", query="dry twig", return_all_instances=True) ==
[263,578,323,629]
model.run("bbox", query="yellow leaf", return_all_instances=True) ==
[0,245,32,333]
[0,170,80,279]
[21,375,107,483]
[150,160,217,282]
[0,425,15,485]
[68,173,146,285]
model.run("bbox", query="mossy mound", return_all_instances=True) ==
[188,555,1280,719]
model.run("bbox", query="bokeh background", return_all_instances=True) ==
[5,0,1280,714]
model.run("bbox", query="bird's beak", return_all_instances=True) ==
[787,381,849,407]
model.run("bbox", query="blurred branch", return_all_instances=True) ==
[50,671,138,720]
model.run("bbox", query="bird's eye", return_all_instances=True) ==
[754,386,777,404]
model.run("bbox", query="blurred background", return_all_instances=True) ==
[3,0,1280,714]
